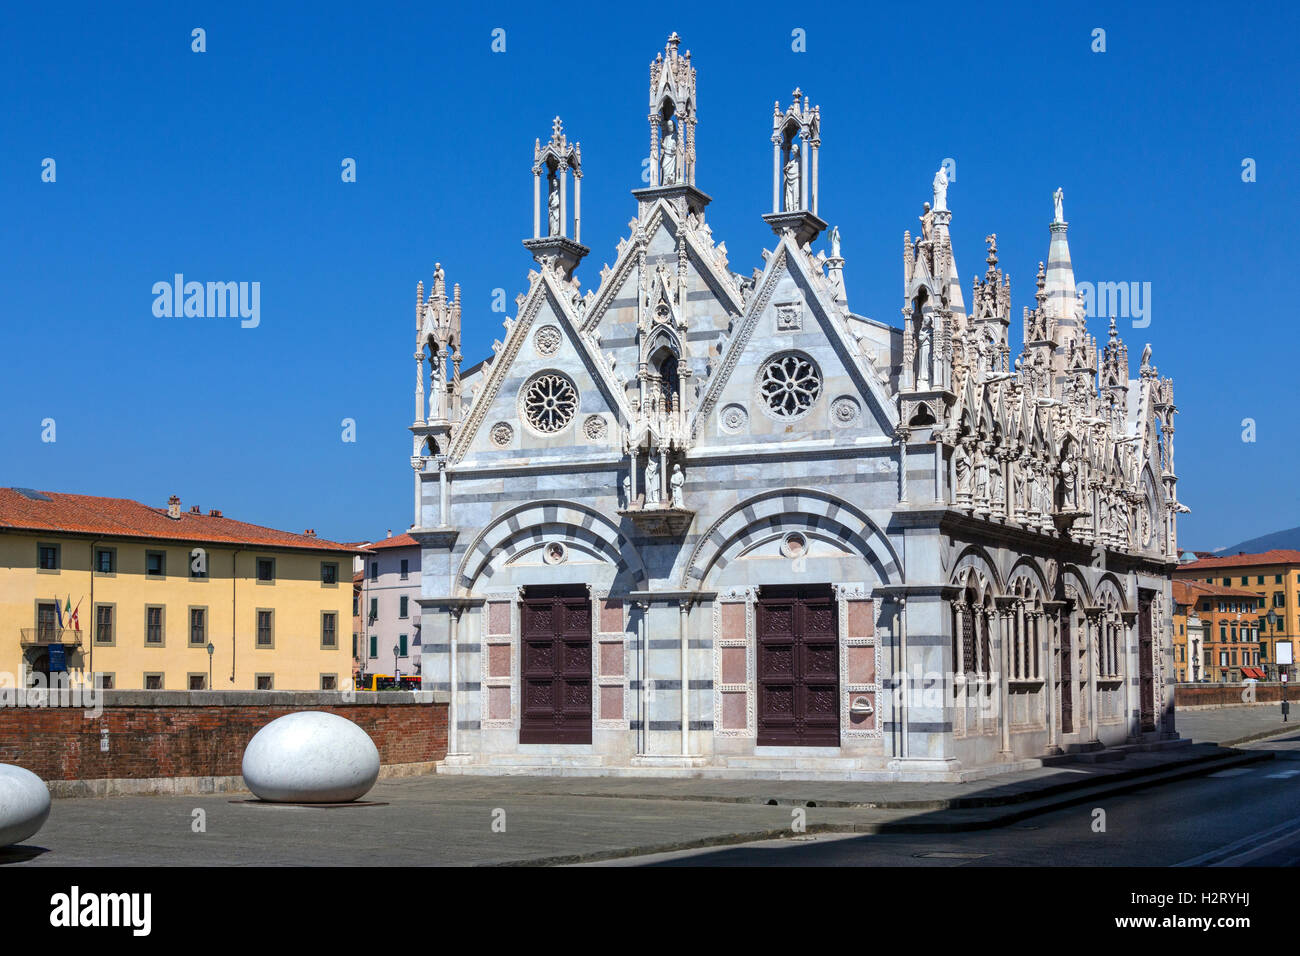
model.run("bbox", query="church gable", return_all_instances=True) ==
[692,238,895,445]
[453,275,626,464]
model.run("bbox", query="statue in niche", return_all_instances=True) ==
[933,166,949,212]
[915,313,933,387]
[622,474,633,510]
[830,225,841,258]
[547,172,561,236]
[1028,462,1043,516]
[784,152,801,211]
[973,448,989,502]
[1012,455,1027,513]
[1053,187,1064,223]
[644,455,661,507]
[670,463,685,509]
[660,123,678,185]
[954,444,972,499]
[990,455,1004,509]
[1060,455,1078,510]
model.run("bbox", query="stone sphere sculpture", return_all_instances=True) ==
[241,711,380,803]
[0,764,52,847]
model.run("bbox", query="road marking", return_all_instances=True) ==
[1266,770,1300,779]
[1174,814,1300,867]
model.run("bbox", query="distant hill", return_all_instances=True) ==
[1218,526,1300,555]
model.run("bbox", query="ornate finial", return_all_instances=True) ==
[1035,261,1046,290]
[667,32,680,55]
[985,233,998,266]
[552,115,564,142]
[1108,316,1118,340]
[792,87,803,105]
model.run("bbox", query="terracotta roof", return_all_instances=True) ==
[1172,580,1263,606]
[363,533,419,551]
[0,488,357,553]
[1178,549,1300,571]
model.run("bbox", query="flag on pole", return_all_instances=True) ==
[69,597,82,632]
[54,597,64,628]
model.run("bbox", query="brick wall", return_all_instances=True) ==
[0,690,448,781]
[1175,682,1292,708]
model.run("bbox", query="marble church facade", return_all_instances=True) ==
[408,35,1185,780]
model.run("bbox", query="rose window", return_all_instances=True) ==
[759,352,822,419]
[522,372,578,434]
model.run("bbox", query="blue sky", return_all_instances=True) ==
[2,1,1296,549]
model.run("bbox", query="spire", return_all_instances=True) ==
[1045,187,1080,356]
[524,115,588,278]
[762,88,825,246]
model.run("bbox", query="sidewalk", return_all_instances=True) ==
[6,723,1278,866]
[1174,703,1295,746]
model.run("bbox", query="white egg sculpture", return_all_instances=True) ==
[0,764,51,847]
[241,711,380,803]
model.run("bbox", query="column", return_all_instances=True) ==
[636,600,650,756]
[447,607,461,756]
[897,427,909,503]
[533,168,540,239]
[811,143,819,216]
[649,118,660,188]
[1044,606,1058,750]
[800,136,810,212]
[771,139,780,212]
[558,162,568,239]
[679,601,690,756]
[953,602,966,737]
[998,602,1012,754]
[1087,610,1100,742]
[438,457,448,527]
[414,352,425,425]
[412,460,421,529]
[574,172,582,244]
[1122,612,1136,738]
[659,446,668,509]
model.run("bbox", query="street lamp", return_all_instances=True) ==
[393,643,400,685]
[206,642,214,689]
[1267,609,1279,681]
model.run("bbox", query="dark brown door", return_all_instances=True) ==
[1138,590,1155,731]
[520,585,592,744]
[1060,614,1074,734]
[757,585,839,747]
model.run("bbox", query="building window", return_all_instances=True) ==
[256,610,273,647]
[94,548,116,574]
[1277,575,1284,584]
[320,674,338,691]
[146,606,164,645]
[400,558,409,581]
[353,593,359,615]
[1223,578,1231,586]
[1274,592,1285,608]
[144,673,164,690]
[369,634,378,659]
[94,605,114,645]
[321,612,338,649]
[1259,576,1266,585]
[398,634,408,657]
[321,562,339,585]
[1220,651,1228,667]
[1220,623,1227,641]
[352,633,358,657]
[369,597,377,623]
[37,543,61,571]
[370,561,378,581]
[190,607,206,646]
[256,674,274,691]
[97,673,115,690]
[189,674,207,690]
[256,558,275,583]
[145,550,166,578]
[399,595,409,619]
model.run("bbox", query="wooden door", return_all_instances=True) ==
[519,585,592,744]
[757,585,840,747]
[1138,591,1155,731]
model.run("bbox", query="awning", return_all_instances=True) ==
[1242,667,1266,680]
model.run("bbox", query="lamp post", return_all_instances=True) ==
[393,643,400,686]
[1267,609,1279,682]
[206,642,214,690]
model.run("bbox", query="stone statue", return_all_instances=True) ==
[547,174,560,236]
[669,463,684,508]
[973,449,989,502]
[830,225,841,259]
[1140,343,1152,369]
[644,455,661,507]
[990,456,1004,510]
[1028,464,1042,516]
[933,166,949,212]
[954,445,971,499]
[622,474,632,510]
[1060,456,1077,510]
[660,125,678,185]
[1053,187,1064,223]
[915,313,933,387]
[1012,457,1027,514]
[784,154,801,211]
[919,202,934,242]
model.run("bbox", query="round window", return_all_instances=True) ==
[758,352,822,419]
[521,371,578,434]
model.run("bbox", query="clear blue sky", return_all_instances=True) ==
[2,1,1296,549]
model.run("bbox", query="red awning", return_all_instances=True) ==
[1242,667,1266,679]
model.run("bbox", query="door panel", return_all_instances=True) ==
[520,586,592,744]
[1138,591,1155,731]
[757,585,840,747]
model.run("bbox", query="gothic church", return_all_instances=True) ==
[407,34,1184,780]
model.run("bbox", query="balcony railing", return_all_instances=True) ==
[19,627,83,648]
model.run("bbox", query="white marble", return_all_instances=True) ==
[241,712,380,803]
[0,764,51,847]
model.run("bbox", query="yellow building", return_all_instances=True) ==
[1175,549,1300,680]
[0,488,358,691]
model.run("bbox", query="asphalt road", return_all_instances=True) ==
[606,733,1300,866]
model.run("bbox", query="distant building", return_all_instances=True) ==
[0,488,356,691]
[355,533,421,684]
[1174,550,1300,679]
[1171,580,1261,682]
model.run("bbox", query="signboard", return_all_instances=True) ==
[1278,641,1294,666]
[48,643,67,673]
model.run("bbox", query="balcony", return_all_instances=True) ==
[19,627,83,648]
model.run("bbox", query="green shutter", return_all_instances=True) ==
[369,635,377,658]
[399,634,408,657]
